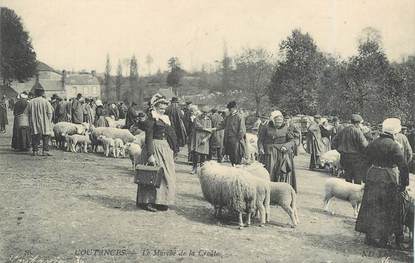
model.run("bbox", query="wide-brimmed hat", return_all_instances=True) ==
[314,114,321,119]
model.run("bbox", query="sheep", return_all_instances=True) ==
[98,135,116,157]
[53,122,88,149]
[323,178,364,217]
[106,117,126,128]
[65,133,91,153]
[125,143,142,170]
[198,161,270,229]
[114,138,125,158]
[90,127,135,152]
[269,182,299,227]
[133,133,146,146]
[320,150,342,177]
[245,133,258,161]
[238,161,270,182]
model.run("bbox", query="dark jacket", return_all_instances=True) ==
[144,117,179,158]
[366,133,409,187]
[332,125,368,154]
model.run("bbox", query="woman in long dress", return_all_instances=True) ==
[258,110,297,192]
[137,94,176,212]
[355,118,409,249]
[11,93,31,151]
[0,95,8,133]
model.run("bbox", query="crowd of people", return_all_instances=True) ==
[1,86,413,250]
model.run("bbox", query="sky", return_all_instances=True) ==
[2,0,415,74]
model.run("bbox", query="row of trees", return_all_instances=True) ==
[195,28,414,125]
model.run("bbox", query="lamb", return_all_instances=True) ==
[114,138,125,158]
[269,182,299,227]
[125,143,142,170]
[98,135,116,157]
[198,161,270,229]
[323,178,364,217]
[66,133,91,153]
[53,122,88,149]
[238,161,270,181]
[90,127,135,152]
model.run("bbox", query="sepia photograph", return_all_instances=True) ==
[0,0,414,262]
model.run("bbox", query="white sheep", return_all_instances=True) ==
[114,138,125,158]
[90,127,135,152]
[125,143,142,170]
[53,122,88,149]
[199,161,270,228]
[66,133,91,153]
[320,150,342,177]
[245,133,258,161]
[98,135,116,157]
[133,133,146,146]
[323,178,364,217]
[269,182,299,227]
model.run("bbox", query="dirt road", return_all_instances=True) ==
[0,113,412,263]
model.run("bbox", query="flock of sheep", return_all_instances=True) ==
[51,120,145,170]
[48,120,413,238]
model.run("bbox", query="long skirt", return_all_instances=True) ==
[264,146,297,192]
[308,139,322,169]
[355,166,403,241]
[137,140,176,206]
[11,117,31,150]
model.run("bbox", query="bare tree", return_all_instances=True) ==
[234,48,273,115]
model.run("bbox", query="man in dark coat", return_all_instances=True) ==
[165,97,187,148]
[71,93,84,124]
[215,101,246,166]
[332,114,368,184]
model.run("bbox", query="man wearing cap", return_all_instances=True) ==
[190,105,213,174]
[356,118,409,249]
[26,84,54,156]
[214,101,246,166]
[394,123,413,164]
[332,114,368,184]
[306,114,326,169]
[165,97,187,148]
[71,93,84,124]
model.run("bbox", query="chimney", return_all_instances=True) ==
[62,70,66,88]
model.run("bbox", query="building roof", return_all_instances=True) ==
[37,61,58,73]
[65,74,100,85]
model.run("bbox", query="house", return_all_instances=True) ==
[10,61,101,99]
[11,61,63,98]
[63,71,100,98]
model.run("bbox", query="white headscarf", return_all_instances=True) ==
[270,110,283,121]
[382,118,401,135]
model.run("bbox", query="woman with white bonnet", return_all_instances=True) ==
[356,118,409,249]
[137,93,177,212]
[258,110,297,192]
